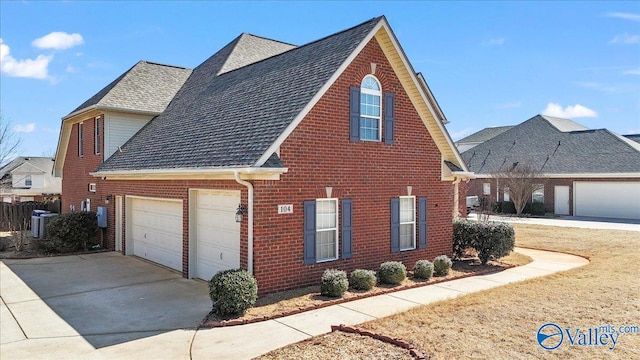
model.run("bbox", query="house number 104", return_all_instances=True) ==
[278,204,293,214]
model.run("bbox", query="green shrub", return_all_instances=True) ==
[433,255,452,276]
[413,260,434,280]
[209,269,258,316]
[42,212,97,253]
[453,219,516,264]
[473,222,515,264]
[529,202,546,216]
[378,261,407,285]
[320,269,349,297]
[349,269,376,291]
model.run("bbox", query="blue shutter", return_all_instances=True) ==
[303,200,316,264]
[390,198,400,252]
[349,86,360,142]
[341,199,353,259]
[418,197,427,249]
[384,92,395,144]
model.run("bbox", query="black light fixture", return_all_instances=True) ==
[235,204,247,223]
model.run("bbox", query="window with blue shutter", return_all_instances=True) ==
[390,198,400,252]
[341,199,352,259]
[418,197,427,248]
[349,87,360,141]
[384,92,395,144]
[303,200,316,264]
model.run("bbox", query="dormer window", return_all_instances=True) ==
[359,75,382,141]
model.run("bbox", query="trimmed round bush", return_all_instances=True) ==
[321,269,349,297]
[433,255,452,276]
[208,269,258,316]
[43,211,98,253]
[378,261,407,285]
[349,269,377,291]
[453,220,516,264]
[413,260,434,280]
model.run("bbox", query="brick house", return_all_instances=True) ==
[462,115,640,220]
[53,17,471,294]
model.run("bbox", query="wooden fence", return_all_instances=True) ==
[0,201,61,231]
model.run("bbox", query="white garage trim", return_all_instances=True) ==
[188,189,241,280]
[574,181,640,220]
[126,196,184,272]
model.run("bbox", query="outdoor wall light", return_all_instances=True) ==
[105,194,113,205]
[235,204,247,223]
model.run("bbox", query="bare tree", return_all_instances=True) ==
[494,163,544,216]
[0,113,21,167]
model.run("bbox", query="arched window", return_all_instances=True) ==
[359,75,381,141]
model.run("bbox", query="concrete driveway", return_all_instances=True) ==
[1,252,211,356]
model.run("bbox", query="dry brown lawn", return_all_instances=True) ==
[258,224,640,359]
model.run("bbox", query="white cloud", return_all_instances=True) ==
[606,12,640,22]
[624,67,640,75]
[32,32,83,50]
[542,103,598,118]
[482,38,505,46]
[13,123,36,133]
[66,65,75,73]
[610,33,640,44]
[0,38,52,79]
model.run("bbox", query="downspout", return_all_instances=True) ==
[452,177,461,218]
[234,171,254,274]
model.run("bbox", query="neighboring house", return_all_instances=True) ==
[54,16,471,294]
[455,125,513,153]
[0,157,61,203]
[462,115,640,220]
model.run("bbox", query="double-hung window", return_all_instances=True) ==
[94,117,101,155]
[483,182,491,195]
[316,199,338,261]
[532,185,544,203]
[25,175,32,187]
[399,196,416,250]
[359,75,382,141]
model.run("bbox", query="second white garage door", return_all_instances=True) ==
[194,190,241,280]
[574,181,640,220]
[129,197,183,272]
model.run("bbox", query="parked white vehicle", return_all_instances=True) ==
[466,196,479,212]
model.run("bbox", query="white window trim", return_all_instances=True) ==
[360,75,382,142]
[315,198,339,262]
[503,187,510,202]
[532,185,544,203]
[25,175,32,187]
[399,195,416,251]
[483,182,491,195]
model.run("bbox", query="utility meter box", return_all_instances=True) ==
[97,207,107,228]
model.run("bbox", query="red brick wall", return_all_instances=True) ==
[61,37,457,295]
[250,37,454,293]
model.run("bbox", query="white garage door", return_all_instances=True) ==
[574,181,640,220]
[195,190,241,280]
[129,197,183,271]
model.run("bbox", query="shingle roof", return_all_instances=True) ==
[217,33,296,75]
[68,61,192,116]
[461,115,640,175]
[97,17,381,171]
[457,126,514,144]
[624,134,640,144]
[0,157,61,194]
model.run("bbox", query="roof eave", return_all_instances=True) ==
[90,166,289,181]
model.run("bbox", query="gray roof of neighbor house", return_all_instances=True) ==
[625,134,640,144]
[97,17,381,172]
[461,115,640,175]
[457,125,514,144]
[68,61,193,116]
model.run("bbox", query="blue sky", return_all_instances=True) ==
[1,1,639,158]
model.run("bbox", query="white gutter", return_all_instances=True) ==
[91,166,288,178]
[234,171,254,274]
[62,105,162,121]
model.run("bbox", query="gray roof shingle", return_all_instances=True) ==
[68,61,192,116]
[217,33,296,75]
[462,115,640,175]
[97,17,381,171]
[624,134,640,144]
[457,126,513,144]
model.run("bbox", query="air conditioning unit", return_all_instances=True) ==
[88,183,97,193]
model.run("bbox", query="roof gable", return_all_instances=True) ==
[462,115,640,175]
[457,126,514,144]
[217,33,296,75]
[67,61,192,117]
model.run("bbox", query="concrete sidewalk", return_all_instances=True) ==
[468,213,640,231]
[1,247,588,360]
